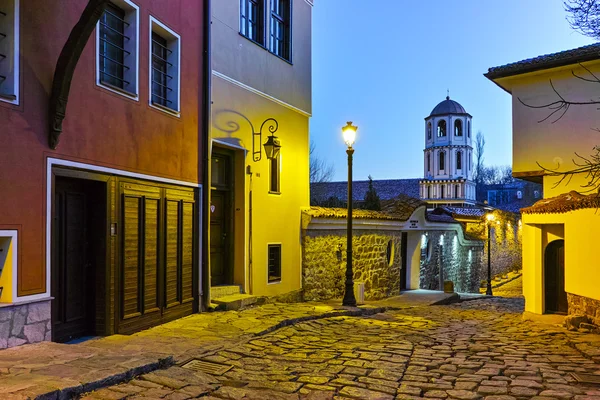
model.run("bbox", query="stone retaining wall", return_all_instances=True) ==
[0,300,51,348]
[568,293,600,325]
[419,231,483,293]
[302,229,401,301]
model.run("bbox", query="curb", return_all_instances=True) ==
[35,356,174,400]
[37,306,389,399]
[430,293,460,305]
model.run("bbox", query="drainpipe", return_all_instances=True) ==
[201,0,212,311]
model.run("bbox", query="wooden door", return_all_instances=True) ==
[544,240,567,314]
[400,232,408,290]
[53,177,105,342]
[117,182,196,334]
[210,152,233,286]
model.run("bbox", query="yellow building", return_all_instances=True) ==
[207,0,312,304]
[486,44,600,320]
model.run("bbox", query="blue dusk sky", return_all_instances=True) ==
[310,0,595,182]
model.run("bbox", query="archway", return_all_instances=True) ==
[544,239,567,314]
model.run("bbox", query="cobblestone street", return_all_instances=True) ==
[84,297,600,400]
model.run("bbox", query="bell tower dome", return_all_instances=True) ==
[420,96,476,207]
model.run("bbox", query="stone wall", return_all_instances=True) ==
[568,293,600,325]
[302,229,402,301]
[464,211,522,284]
[419,231,483,293]
[0,300,51,348]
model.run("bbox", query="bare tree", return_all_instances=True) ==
[512,2,600,192]
[474,131,486,185]
[565,0,600,39]
[310,141,335,183]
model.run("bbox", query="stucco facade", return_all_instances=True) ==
[487,44,600,318]
[209,0,312,299]
[0,0,206,346]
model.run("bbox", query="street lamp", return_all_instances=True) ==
[342,121,358,307]
[486,212,494,296]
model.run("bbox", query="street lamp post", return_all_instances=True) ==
[486,213,494,296]
[342,122,358,307]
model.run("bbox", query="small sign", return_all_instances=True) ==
[210,204,216,213]
[409,219,419,229]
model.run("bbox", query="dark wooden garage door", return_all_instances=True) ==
[117,182,196,334]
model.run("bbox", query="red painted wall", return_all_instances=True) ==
[0,0,205,296]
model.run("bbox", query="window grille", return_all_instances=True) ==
[268,244,281,283]
[240,0,264,45]
[151,32,172,107]
[99,4,129,89]
[270,0,290,60]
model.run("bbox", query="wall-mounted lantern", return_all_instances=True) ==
[253,118,281,162]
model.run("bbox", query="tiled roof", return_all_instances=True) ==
[426,212,458,224]
[304,194,427,222]
[441,206,486,218]
[521,191,600,214]
[311,179,421,203]
[485,43,600,80]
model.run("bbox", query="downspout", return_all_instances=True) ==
[201,0,212,310]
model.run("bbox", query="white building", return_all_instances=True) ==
[420,96,477,208]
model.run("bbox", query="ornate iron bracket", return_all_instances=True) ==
[48,0,111,149]
[253,118,279,162]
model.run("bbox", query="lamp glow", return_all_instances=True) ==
[342,121,357,148]
[486,213,495,222]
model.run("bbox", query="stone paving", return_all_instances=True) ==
[82,297,600,400]
[492,276,523,299]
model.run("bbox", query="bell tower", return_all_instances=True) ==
[420,96,476,208]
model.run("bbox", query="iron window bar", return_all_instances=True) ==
[0,75,6,81]
[151,93,172,103]
[152,53,173,67]
[100,22,130,40]
[100,70,130,85]
[152,67,173,80]
[0,54,5,59]
[103,9,129,26]
[0,11,6,16]
[152,39,173,54]
[0,32,6,39]
[100,54,130,69]
[151,79,173,91]
[99,37,131,55]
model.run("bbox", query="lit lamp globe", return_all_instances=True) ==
[486,213,495,222]
[342,122,357,148]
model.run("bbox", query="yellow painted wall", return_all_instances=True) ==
[523,210,600,314]
[498,61,600,181]
[211,76,309,297]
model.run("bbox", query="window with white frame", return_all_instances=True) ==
[150,17,180,114]
[240,0,265,45]
[97,0,139,99]
[0,0,19,104]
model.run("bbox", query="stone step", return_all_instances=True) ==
[211,285,242,299]
[211,294,258,311]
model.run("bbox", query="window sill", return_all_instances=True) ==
[150,101,180,118]
[0,92,18,105]
[98,80,139,101]
[269,191,281,195]
[268,279,281,285]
